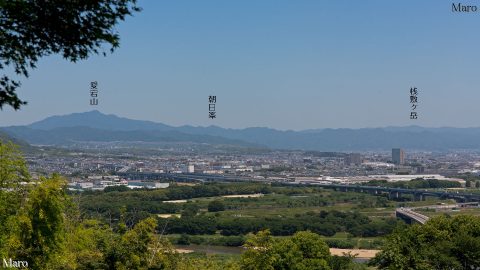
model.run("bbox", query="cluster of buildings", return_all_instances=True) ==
[24,146,480,190]
[291,174,465,186]
[68,175,169,191]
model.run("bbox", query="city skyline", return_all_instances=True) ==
[1,1,479,130]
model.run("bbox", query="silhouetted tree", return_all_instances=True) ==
[0,0,140,110]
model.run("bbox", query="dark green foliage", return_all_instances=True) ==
[19,175,68,268]
[208,200,226,212]
[0,143,182,268]
[325,239,355,249]
[371,215,480,269]
[0,0,140,109]
[329,256,354,270]
[166,215,217,235]
[172,234,246,247]
[78,182,401,241]
[228,210,398,237]
[366,178,461,189]
[104,185,130,192]
[78,182,271,225]
[240,230,276,270]
[165,209,400,238]
[177,233,191,245]
[182,202,200,218]
[223,189,392,210]
[240,230,366,270]
[218,235,246,246]
[165,182,271,200]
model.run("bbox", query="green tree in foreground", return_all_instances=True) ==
[115,217,178,269]
[0,141,30,188]
[18,175,68,269]
[0,142,179,269]
[241,230,335,270]
[241,230,276,270]
[0,141,31,259]
[371,215,480,270]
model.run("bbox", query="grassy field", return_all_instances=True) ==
[177,191,461,220]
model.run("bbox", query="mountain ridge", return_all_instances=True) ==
[3,110,480,151]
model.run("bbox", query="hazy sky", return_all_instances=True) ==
[1,1,479,130]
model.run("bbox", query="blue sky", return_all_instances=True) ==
[1,0,479,130]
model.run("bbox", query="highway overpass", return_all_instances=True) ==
[310,183,480,203]
[395,208,430,224]
[116,172,480,203]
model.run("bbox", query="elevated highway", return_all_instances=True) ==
[395,208,430,224]
[309,183,480,203]
[116,172,480,202]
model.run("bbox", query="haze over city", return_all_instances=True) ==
[2,0,480,130]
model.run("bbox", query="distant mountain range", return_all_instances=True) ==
[2,110,480,151]
[27,110,172,131]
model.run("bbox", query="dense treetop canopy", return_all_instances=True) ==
[371,215,480,270]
